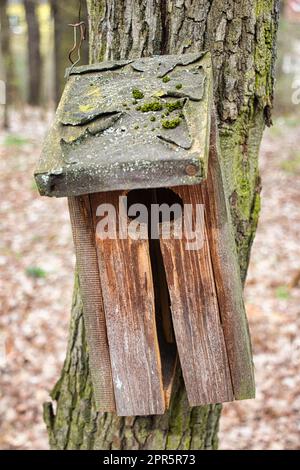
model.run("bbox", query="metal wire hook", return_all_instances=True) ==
[67,21,87,77]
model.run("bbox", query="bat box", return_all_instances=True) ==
[35,52,255,416]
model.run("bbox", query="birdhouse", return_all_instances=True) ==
[35,52,255,416]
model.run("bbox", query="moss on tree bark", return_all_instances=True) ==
[43,0,280,450]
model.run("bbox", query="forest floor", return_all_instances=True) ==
[0,109,300,450]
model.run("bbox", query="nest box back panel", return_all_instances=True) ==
[35,52,255,417]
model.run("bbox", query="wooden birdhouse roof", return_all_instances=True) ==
[35,52,213,197]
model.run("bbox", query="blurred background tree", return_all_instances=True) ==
[50,0,88,104]
[0,0,89,125]
[24,0,41,106]
[0,0,12,128]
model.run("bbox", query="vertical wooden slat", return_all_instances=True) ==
[200,114,255,399]
[90,191,165,416]
[159,185,234,405]
[68,196,115,412]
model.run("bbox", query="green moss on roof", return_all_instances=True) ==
[132,89,144,100]
[161,117,181,129]
[166,100,183,112]
[140,101,163,112]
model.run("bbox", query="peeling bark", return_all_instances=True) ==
[44,0,280,450]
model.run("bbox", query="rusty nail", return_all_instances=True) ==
[185,164,198,176]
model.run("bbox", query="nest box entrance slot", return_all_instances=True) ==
[127,188,182,406]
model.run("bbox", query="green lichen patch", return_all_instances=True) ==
[176,84,183,90]
[161,117,181,129]
[152,90,165,99]
[150,116,156,122]
[162,75,171,83]
[140,101,163,112]
[79,104,95,113]
[166,100,183,112]
[132,88,144,100]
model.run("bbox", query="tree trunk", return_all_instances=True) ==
[0,0,13,128]
[44,0,280,450]
[24,0,42,106]
[50,0,89,105]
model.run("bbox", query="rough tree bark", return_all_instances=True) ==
[24,0,42,106]
[44,0,279,450]
[50,0,89,105]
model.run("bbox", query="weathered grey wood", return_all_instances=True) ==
[90,191,165,416]
[200,115,255,399]
[68,196,115,411]
[159,185,234,405]
[34,53,213,198]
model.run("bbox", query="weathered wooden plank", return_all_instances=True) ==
[68,196,115,412]
[90,191,165,416]
[159,185,234,405]
[200,114,255,400]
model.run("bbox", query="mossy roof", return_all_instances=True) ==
[35,52,213,197]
